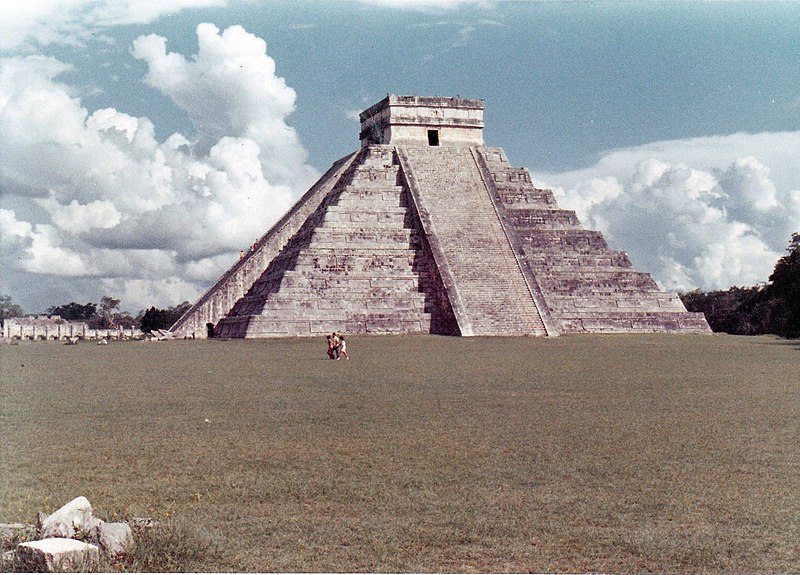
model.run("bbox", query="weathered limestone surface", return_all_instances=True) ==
[87,522,132,560]
[397,145,551,336]
[171,95,710,338]
[213,146,455,337]
[360,95,484,148]
[477,147,710,333]
[17,538,100,572]
[39,496,102,540]
[0,316,142,340]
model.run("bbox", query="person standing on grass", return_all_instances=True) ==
[326,335,336,359]
[331,332,340,360]
[332,332,349,360]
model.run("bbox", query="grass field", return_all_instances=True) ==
[1,334,798,573]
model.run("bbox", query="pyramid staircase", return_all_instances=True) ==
[397,145,551,336]
[212,146,457,337]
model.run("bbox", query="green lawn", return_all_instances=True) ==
[1,334,798,572]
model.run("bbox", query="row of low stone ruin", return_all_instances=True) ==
[1,320,144,341]
[0,497,156,572]
[3,331,145,342]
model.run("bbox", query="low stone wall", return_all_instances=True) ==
[1,317,143,340]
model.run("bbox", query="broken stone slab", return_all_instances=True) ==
[39,496,104,539]
[88,522,132,560]
[36,511,49,531]
[17,538,100,572]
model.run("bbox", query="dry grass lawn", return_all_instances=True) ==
[1,334,798,572]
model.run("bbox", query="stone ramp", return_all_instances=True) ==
[397,145,549,336]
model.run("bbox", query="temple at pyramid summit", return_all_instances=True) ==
[170,95,710,338]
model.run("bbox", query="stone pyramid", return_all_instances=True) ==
[171,95,710,338]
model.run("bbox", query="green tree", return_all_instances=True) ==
[680,285,768,335]
[681,232,800,338]
[98,295,121,328]
[0,294,24,319]
[138,301,192,332]
[764,232,800,338]
[46,302,97,321]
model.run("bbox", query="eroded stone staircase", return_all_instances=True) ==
[213,146,449,337]
[397,145,550,336]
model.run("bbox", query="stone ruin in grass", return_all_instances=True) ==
[0,496,155,572]
[0,316,143,342]
[170,95,710,339]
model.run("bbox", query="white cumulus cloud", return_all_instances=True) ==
[0,0,230,51]
[538,132,800,292]
[0,23,319,313]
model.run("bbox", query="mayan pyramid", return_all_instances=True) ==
[170,95,710,338]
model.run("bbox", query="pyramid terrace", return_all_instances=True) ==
[171,95,710,338]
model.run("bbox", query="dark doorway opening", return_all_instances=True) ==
[427,129,440,146]
[206,323,215,338]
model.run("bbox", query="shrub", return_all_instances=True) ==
[125,522,220,573]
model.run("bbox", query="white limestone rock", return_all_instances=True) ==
[17,538,99,572]
[39,496,103,539]
[88,522,133,560]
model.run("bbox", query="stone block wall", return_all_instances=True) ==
[170,151,360,338]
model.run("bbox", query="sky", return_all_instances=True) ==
[1,0,799,314]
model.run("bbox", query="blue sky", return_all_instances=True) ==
[1,0,799,313]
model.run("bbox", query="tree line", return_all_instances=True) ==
[679,233,800,338]
[0,294,191,333]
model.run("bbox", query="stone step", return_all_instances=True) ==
[308,228,413,246]
[526,253,633,268]
[294,245,417,257]
[557,311,710,334]
[520,230,610,251]
[548,294,686,312]
[238,285,427,304]
[291,254,419,274]
[259,295,427,313]
[495,189,558,207]
[342,166,400,187]
[261,286,427,301]
[322,207,407,225]
[220,312,433,337]
[505,208,581,229]
[537,269,659,289]
[280,271,421,290]
[333,187,404,206]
